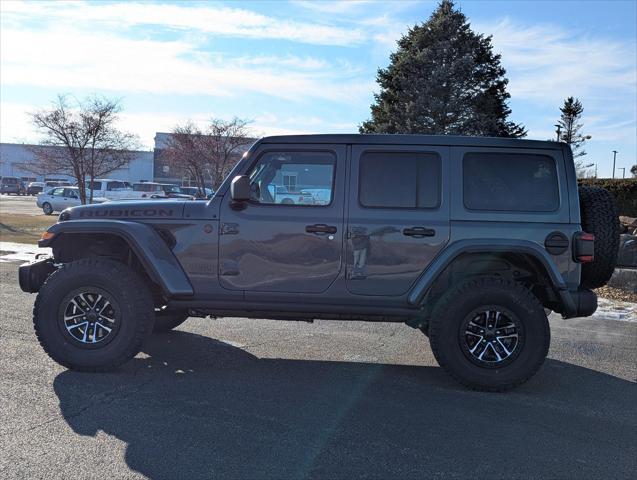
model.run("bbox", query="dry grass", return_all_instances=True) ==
[0,214,57,244]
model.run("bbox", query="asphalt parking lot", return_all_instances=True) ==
[0,193,44,216]
[0,261,635,480]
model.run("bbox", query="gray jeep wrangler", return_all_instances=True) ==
[19,135,620,391]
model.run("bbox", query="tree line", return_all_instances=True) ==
[23,0,634,204]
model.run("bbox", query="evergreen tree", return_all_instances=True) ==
[558,96,589,158]
[631,164,636,178]
[360,0,525,137]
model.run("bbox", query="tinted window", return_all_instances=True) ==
[247,151,335,206]
[51,188,65,196]
[359,152,441,209]
[107,181,127,191]
[463,153,559,212]
[64,189,78,198]
[88,181,102,190]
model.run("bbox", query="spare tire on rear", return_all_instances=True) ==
[579,186,620,289]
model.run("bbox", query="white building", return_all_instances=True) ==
[0,142,154,184]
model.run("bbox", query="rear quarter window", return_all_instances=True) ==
[463,153,559,212]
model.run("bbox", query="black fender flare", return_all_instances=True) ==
[40,220,194,297]
[407,239,578,317]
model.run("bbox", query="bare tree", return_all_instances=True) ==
[163,118,252,195]
[25,95,139,203]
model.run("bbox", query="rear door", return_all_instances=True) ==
[346,145,450,296]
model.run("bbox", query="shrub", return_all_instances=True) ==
[578,179,637,217]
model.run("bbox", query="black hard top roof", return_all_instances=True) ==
[259,134,563,150]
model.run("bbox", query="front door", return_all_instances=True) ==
[346,145,450,296]
[218,145,346,293]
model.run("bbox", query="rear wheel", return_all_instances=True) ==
[428,277,550,392]
[42,202,53,215]
[154,309,189,332]
[33,258,154,371]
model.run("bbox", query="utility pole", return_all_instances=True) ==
[554,124,562,141]
[618,167,626,179]
[612,150,618,178]
[594,164,598,178]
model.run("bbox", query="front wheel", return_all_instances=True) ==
[428,277,550,392]
[33,258,155,371]
[42,202,53,215]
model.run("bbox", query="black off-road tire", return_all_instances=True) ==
[154,310,189,333]
[578,186,620,289]
[33,258,154,371]
[428,277,550,392]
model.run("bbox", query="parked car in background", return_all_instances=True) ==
[301,188,332,205]
[132,182,194,199]
[86,179,143,200]
[1,176,26,195]
[36,186,108,215]
[181,186,214,199]
[27,181,46,195]
[269,185,314,205]
[44,180,72,190]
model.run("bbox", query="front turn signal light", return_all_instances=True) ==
[40,231,55,241]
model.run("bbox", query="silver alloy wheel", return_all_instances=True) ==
[42,202,53,215]
[462,309,519,365]
[63,291,117,344]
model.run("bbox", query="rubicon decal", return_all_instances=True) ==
[78,208,175,218]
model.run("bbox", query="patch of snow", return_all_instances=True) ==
[0,242,50,263]
[594,297,637,322]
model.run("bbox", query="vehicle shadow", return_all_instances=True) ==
[54,331,636,480]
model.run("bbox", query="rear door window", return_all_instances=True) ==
[107,181,126,191]
[359,152,441,209]
[463,153,559,212]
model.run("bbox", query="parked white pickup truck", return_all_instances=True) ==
[86,179,146,200]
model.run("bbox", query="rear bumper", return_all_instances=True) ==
[19,258,56,293]
[560,288,597,318]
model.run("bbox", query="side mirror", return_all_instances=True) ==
[230,175,250,202]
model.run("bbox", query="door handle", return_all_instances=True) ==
[306,224,337,235]
[403,227,436,238]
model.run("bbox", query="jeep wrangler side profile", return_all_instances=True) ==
[19,135,620,391]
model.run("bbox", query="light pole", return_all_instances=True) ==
[554,124,562,141]
[618,167,626,179]
[612,150,618,178]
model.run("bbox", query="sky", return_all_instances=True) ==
[1,0,635,178]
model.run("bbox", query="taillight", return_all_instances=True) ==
[573,232,595,263]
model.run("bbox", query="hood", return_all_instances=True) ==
[61,199,187,221]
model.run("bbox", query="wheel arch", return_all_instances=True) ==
[408,239,577,317]
[41,220,193,298]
